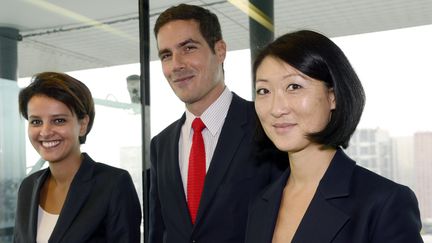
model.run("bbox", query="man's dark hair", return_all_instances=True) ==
[154,4,222,53]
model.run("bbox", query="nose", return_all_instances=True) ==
[39,123,53,137]
[171,52,185,72]
[270,91,290,118]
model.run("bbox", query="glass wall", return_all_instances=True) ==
[334,26,432,240]
[0,78,26,242]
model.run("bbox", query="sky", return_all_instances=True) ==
[332,25,432,137]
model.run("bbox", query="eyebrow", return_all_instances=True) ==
[178,38,200,47]
[28,114,71,119]
[158,38,201,57]
[256,73,301,82]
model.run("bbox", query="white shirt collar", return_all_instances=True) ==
[185,87,232,136]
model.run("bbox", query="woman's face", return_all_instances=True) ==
[26,95,89,163]
[254,56,335,153]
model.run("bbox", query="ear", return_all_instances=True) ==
[329,88,336,110]
[214,39,227,63]
[79,115,90,137]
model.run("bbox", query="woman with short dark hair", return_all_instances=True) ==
[14,72,141,243]
[246,30,422,243]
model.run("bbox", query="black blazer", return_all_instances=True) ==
[245,149,423,243]
[13,153,142,243]
[149,93,284,243]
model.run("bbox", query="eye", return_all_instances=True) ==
[159,52,171,62]
[29,119,42,126]
[53,118,66,125]
[184,45,197,52]
[287,83,302,91]
[256,88,269,96]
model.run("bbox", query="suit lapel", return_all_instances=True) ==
[292,193,349,242]
[292,149,355,243]
[29,170,50,242]
[194,95,247,225]
[49,154,95,242]
[168,115,193,228]
[258,169,291,242]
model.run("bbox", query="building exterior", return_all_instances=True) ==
[414,132,432,221]
[392,136,415,189]
[345,128,432,224]
[345,128,395,180]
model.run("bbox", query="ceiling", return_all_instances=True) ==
[1,0,432,78]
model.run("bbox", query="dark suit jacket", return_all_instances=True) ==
[13,153,142,243]
[245,149,423,243]
[149,93,284,243]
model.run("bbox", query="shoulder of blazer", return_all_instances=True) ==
[230,92,254,112]
[319,149,406,201]
[19,168,49,188]
[151,113,185,143]
[76,153,131,182]
[226,92,255,126]
[349,159,407,200]
[27,168,48,179]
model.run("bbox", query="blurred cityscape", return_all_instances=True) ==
[344,128,432,236]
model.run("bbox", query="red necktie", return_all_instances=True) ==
[187,118,206,224]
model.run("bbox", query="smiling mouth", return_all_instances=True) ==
[273,123,296,128]
[41,140,60,148]
[173,75,194,83]
[272,123,296,134]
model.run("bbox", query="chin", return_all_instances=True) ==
[274,142,305,153]
[41,155,59,163]
[274,143,291,152]
[39,150,64,163]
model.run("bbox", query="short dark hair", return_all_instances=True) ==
[254,30,365,149]
[18,72,95,144]
[154,4,222,53]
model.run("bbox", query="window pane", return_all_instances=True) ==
[335,25,432,239]
[0,78,26,242]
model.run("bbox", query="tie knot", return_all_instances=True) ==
[192,118,206,132]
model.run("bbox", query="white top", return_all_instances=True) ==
[179,87,233,196]
[36,205,59,243]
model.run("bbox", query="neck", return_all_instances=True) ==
[48,153,82,186]
[186,80,225,116]
[287,145,336,187]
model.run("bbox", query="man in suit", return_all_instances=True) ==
[149,4,284,243]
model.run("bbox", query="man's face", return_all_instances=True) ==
[157,19,226,112]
